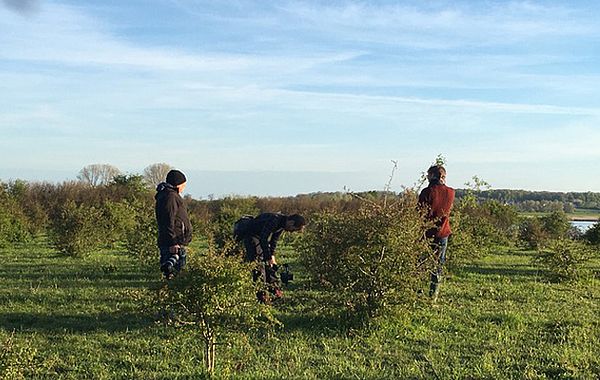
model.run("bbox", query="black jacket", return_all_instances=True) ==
[245,213,287,260]
[155,182,192,247]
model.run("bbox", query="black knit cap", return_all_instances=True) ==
[166,169,187,186]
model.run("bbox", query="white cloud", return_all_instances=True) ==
[0,3,359,72]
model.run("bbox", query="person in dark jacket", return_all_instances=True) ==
[418,165,455,299]
[242,213,305,301]
[155,169,192,279]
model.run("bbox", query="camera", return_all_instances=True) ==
[279,264,294,285]
[161,251,180,277]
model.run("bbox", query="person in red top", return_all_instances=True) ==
[418,165,455,299]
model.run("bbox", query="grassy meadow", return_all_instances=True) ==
[1,238,599,379]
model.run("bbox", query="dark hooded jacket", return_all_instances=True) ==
[244,213,287,261]
[155,182,192,247]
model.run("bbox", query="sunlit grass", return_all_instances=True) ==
[1,239,598,379]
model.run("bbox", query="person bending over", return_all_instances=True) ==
[240,213,305,301]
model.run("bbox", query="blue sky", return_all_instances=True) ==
[2,0,600,197]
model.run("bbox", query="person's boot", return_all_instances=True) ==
[429,272,442,302]
[256,290,271,305]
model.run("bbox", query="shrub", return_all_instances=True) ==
[208,197,258,257]
[123,198,158,267]
[483,200,519,241]
[2,180,47,237]
[541,211,571,240]
[155,246,277,375]
[519,217,547,250]
[583,221,600,245]
[100,200,138,249]
[0,185,32,246]
[298,193,431,323]
[535,239,595,281]
[447,196,518,268]
[48,200,104,257]
[519,211,572,250]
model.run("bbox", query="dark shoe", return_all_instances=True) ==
[256,290,271,305]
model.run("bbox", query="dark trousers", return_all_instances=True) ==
[429,237,448,296]
[243,236,278,285]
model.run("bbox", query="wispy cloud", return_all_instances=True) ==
[0,3,359,72]
[2,1,600,193]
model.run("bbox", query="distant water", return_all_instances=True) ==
[571,221,596,232]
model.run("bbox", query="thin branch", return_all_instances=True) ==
[383,160,398,208]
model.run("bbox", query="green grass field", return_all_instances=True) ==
[1,239,599,379]
[569,209,600,221]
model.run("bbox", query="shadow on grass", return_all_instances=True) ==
[0,270,153,288]
[460,265,540,280]
[0,311,154,333]
[276,312,348,336]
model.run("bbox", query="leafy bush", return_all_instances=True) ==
[0,185,32,247]
[519,211,571,250]
[448,196,518,269]
[541,211,571,240]
[155,246,277,375]
[583,221,600,245]
[100,200,138,249]
[535,239,595,281]
[123,198,157,267]
[483,200,519,241]
[298,193,430,323]
[48,200,104,257]
[208,197,258,257]
[519,217,547,250]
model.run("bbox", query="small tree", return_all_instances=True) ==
[77,164,121,187]
[156,247,277,375]
[583,221,600,245]
[298,192,431,323]
[535,239,594,281]
[0,183,32,246]
[49,200,104,257]
[519,217,547,250]
[100,200,138,249]
[541,210,571,240]
[124,197,158,267]
[208,196,259,257]
[143,163,173,188]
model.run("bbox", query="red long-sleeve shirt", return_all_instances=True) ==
[418,183,455,238]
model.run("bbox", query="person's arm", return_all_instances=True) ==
[163,194,180,252]
[259,216,279,262]
[269,229,283,256]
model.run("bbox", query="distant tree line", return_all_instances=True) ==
[454,189,600,212]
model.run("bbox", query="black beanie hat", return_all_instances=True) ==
[166,170,187,186]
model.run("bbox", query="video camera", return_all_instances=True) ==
[253,263,294,285]
[275,264,294,285]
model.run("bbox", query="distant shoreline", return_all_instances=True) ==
[570,217,599,222]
